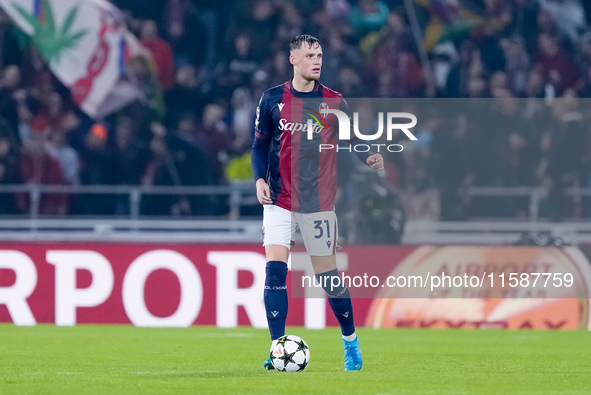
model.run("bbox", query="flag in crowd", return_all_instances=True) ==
[0,0,148,118]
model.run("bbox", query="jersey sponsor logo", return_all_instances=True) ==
[278,103,285,111]
[304,107,329,131]
[278,118,323,134]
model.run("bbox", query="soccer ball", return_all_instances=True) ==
[270,335,310,372]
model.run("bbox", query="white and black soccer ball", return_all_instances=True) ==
[270,335,310,372]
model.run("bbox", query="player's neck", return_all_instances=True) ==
[291,76,315,93]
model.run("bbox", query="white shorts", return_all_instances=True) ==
[262,205,339,256]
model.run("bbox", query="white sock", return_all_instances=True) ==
[342,332,357,342]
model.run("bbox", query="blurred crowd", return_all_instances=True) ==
[0,0,590,219]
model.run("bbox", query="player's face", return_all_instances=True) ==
[290,44,323,81]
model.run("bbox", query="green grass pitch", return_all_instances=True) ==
[0,325,589,394]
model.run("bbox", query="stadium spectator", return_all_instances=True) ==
[162,0,197,67]
[113,116,147,186]
[536,32,581,93]
[141,120,211,215]
[0,120,17,214]
[510,0,540,54]
[140,20,175,91]
[174,113,227,213]
[431,108,472,220]
[0,10,21,67]
[545,91,586,219]
[266,51,292,86]
[17,130,67,215]
[125,55,167,128]
[337,65,368,97]
[445,41,472,97]
[400,113,439,221]
[225,0,279,62]
[467,73,489,98]
[501,35,531,95]
[350,0,389,39]
[196,103,232,186]
[221,33,261,94]
[165,65,207,125]
[580,32,591,62]
[489,71,509,96]
[141,126,167,190]
[579,65,591,97]
[483,0,514,35]
[75,124,117,215]
[370,34,424,96]
[321,32,363,88]
[324,0,352,24]
[80,124,116,183]
[1,0,591,220]
[111,0,167,21]
[230,87,255,153]
[37,92,68,136]
[45,128,79,186]
[538,0,587,44]
[524,67,546,98]
[275,2,305,51]
[0,65,22,137]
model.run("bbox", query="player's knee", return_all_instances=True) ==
[265,245,290,262]
[315,268,350,298]
[265,260,288,287]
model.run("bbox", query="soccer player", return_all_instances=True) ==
[251,34,384,371]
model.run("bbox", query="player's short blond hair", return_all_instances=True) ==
[290,34,320,52]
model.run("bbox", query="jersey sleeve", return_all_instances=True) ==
[339,98,373,164]
[251,92,273,182]
[339,97,351,116]
[254,92,274,140]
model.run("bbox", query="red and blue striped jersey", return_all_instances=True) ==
[253,80,346,213]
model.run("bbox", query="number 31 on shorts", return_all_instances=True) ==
[313,220,331,239]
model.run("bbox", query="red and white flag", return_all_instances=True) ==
[0,0,147,118]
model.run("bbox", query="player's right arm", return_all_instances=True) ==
[251,92,273,205]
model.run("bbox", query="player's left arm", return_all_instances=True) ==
[340,98,384,171]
